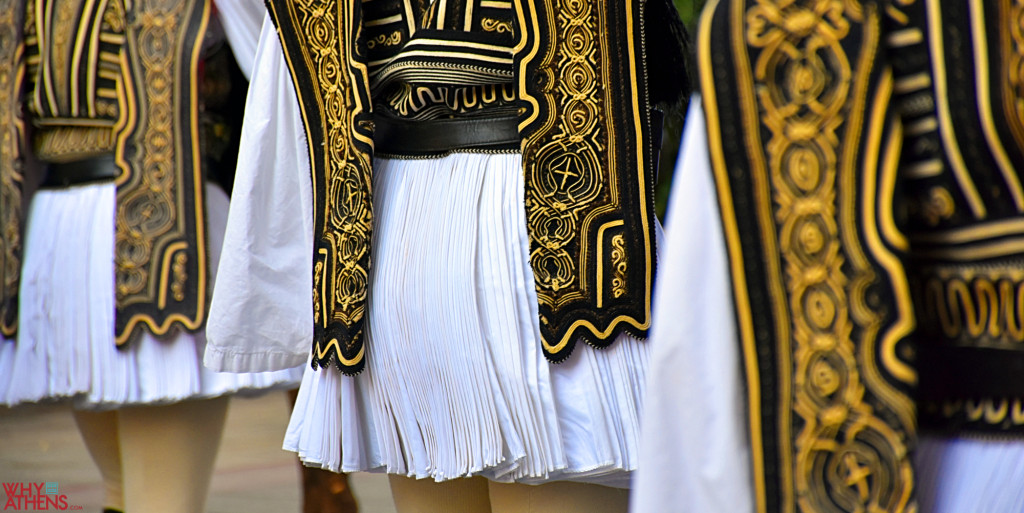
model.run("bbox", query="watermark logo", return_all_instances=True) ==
[2,482,81,511]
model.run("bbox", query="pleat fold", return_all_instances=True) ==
[287,153,648,487]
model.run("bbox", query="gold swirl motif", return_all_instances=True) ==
[610,234,626,298]
[384,83,517,119]
[481,17,511,33]
[366,30,401,49]
[312,260,323,325]
[267,0,373,372]
[921,186,955,225]
[526,0,601,295]
[930,398,1024,426]
[0,0,26,337]
[517,0,654,358]
[918,267,1024,346]
[1006,0,1024,150]
[103,0,125,32]
[739,0,915,510]
[112,0,209,344]
[171,252,187,301]
[116,1,188,298]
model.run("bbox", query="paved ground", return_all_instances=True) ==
[0,391,397,513]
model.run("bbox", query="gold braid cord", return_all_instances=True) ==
[701,0,916,511]
[267,0,374,374]
[113,0,210,344]
[0,0,26,338]
[514,0,658,361]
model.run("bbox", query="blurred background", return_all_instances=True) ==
[655,0,706,220]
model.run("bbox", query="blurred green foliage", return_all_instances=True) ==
[673,0,705,25]
[654,0,705,220]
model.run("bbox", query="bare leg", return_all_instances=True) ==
[72,409,124,512]
[388,475,492,513]
[488,481,629,513]
[118,396,229,513]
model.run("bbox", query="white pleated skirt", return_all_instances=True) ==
[915,435,1024,512]
[0,181,301,410]
[285,152,651,488]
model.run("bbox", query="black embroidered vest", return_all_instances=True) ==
[267,0,690,374]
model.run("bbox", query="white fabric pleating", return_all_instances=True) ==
[284,153,649,487]
[630,98,754,513]
[0,182,301,410]
[916,436,1024,512]
[206,21,651,486]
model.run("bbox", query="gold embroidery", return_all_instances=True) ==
[171,251,187,301]
[965,0,1024,211]
[610,234,626,299]
[29,0,127,130]
[481,17,511,33]
[268,0,373,372]
[516,0,655,358]
[917,266,1024,346]
[0,0,26,337]
[117,0,190,296]
[1004,0,1024,150]
[366,30,402,49]
[526,0,600,296]
[49,0,81,114]
[384,83,517,119]
[928,398,1024,426]
[34,125,117,161]
[926,0,986,218]
[113,0,209,344]
[921,185,955,225]
[702,0,917,510]
[103,0,124,32]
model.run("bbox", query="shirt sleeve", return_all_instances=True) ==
[631,97,755,513]
[214,0,266,80]
[204,16,315,373]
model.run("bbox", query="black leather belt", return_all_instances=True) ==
[373,110,666,161]
[40,155,117,188]
[373,114,521,157]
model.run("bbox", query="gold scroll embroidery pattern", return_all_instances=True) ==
[525,0,603,298]
[0,0,25,337]
[610,234,626,299]
[33,127,117,161]
[917,267,1024,347]
[286,0,373,370]
[115,0,188,299]
[926,398,1024,427]
[1005,0,1024,149]
[744,1,914,510]
[517,0,653,359]
[366,30,402,49]
[113,0,208,344]
[384,83,517,120]
[481,17,511,33]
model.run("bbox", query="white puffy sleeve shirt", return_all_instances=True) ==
[630,98,755,513]
[204,17,315,373]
